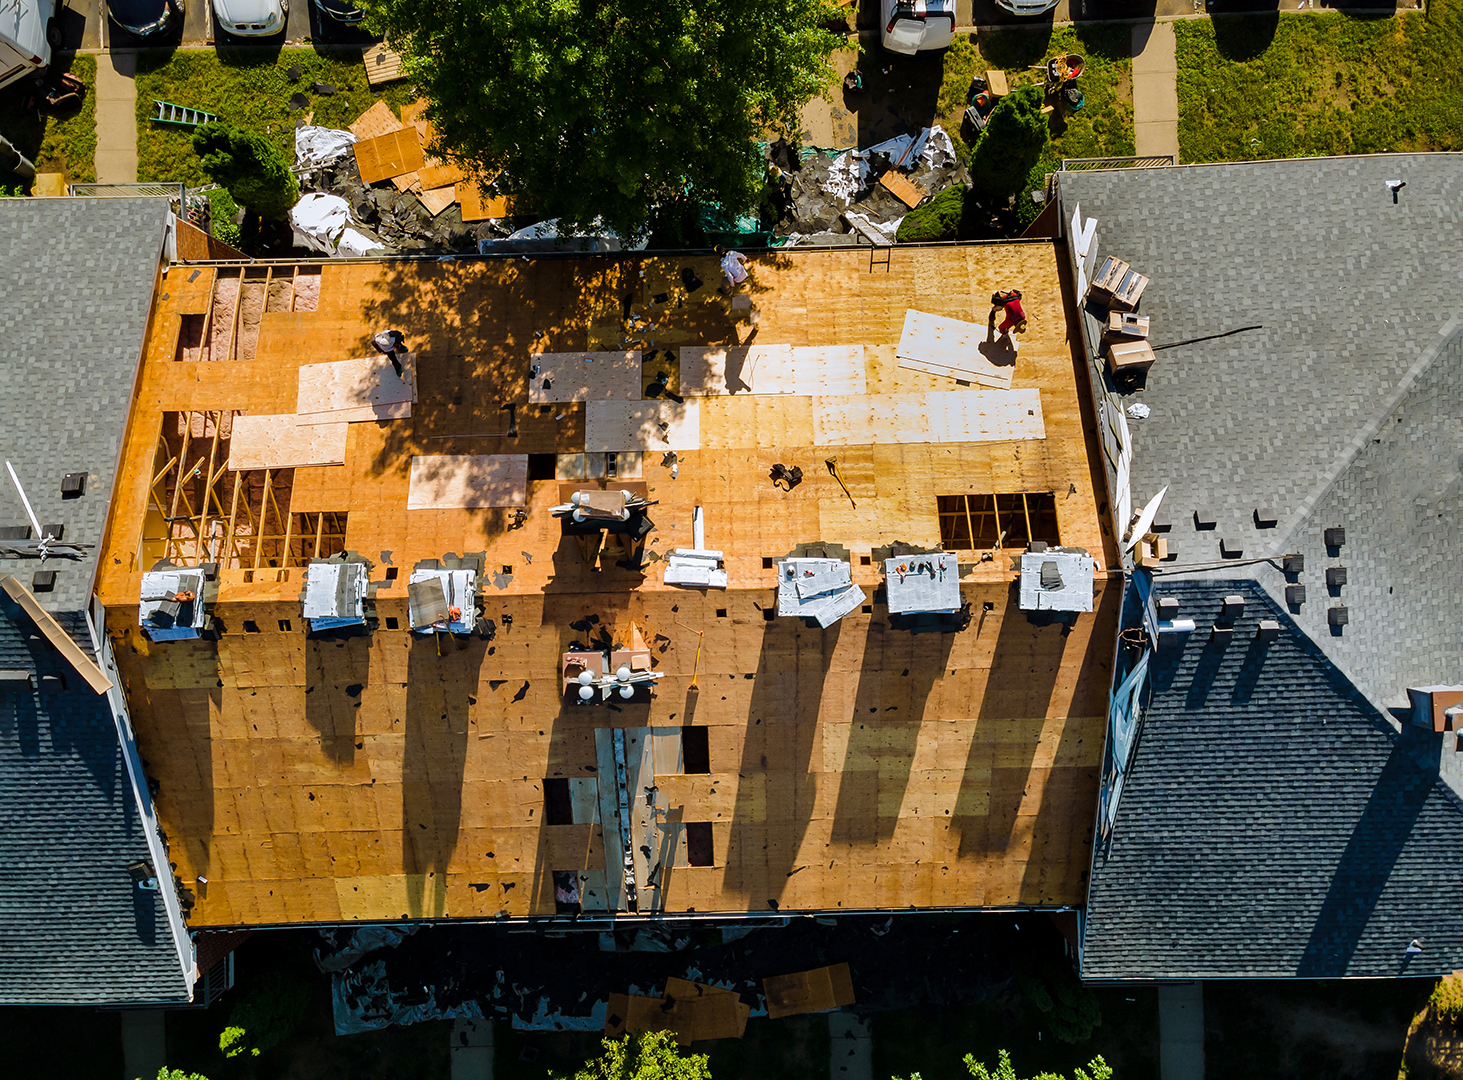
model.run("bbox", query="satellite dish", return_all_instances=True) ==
[1124,485,1168,552]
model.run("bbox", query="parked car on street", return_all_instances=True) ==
[880,0,954,55]
[107,0,183,38]
[995,0,1060,15]
[312,0,363,24]
[213,0,286,36]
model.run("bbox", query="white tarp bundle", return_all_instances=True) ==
[289,192,384,257]
[295,125,357,169]
[499,217,649,252]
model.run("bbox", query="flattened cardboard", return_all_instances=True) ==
[762,962,855,1019]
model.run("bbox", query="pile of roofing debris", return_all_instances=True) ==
[772,125,968,246]
[316,914,1037,1036]
[282,94,968,257]
[288,102,518,257]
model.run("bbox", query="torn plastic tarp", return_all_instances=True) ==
[295,125,357,169]
[314,924,421,974]
[333,958,487,1035]
[290,192,384,257]
[488,217,649,253]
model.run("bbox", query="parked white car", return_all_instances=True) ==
[0,0,53,91]
[995,0,1060,15]
[213,0,285,36]
[880,0,954,55]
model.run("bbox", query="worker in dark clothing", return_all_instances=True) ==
[372,329,407,378]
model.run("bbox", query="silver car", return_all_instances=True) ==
[995,0,1059,14]
[213,0,286,36]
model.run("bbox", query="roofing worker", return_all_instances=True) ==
[372,329,407,378]
[717,247,750,295]
[991,289,1027,338]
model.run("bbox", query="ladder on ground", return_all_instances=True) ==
[152,100,220,128]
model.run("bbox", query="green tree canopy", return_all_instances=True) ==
[191,121,299,221]
[363,0,843,239]
[551,1032,712,1080]
[968,85,1049,207]
[896,1049,1112,1080]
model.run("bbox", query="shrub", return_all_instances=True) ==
[896,183,967,242]
[1431,973,1463,1023]
[218,970,311,1058]
[191,122,299,221]
[968,85,1049,207]
[1017,970,1102,1044]
[205,187,243,248]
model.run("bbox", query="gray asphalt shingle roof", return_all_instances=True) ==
[1060,156,1463,979]
[0,605,189,1003]
[1084,582,1463,981]
[0,198,167,615]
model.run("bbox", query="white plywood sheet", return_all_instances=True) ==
[809,390,1044,446]
[407,454,529,509]
[792,346,868,396]
[528,350,642,403]
[896,310,1015,390]
[229,414,348,470]
[296,353,418,425]
[678,344,866,397]
[678,344,794,396]
[585,400,701,453]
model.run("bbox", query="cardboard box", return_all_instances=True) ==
[1102,311,1150,344]
[1087,256,1150,312]
[1136,533,1168,568]
[1106,338,1156,375]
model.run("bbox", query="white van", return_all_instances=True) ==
[0,0,54,92]
[881,0,955,55]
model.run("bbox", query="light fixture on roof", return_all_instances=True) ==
[1407,938,1424,955]
[1386,180,1406,203]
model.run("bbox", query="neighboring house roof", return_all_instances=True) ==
[1059,156,1463,979]
[0,605,190,1003]
[0,198,168,614]
[1084,582,1463,980]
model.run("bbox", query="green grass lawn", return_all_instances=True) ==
[1177,0,1463,162]
[937,26,1134,223]
[135,47,416,185]
[0,53,97,186]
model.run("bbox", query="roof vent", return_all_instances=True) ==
[1194,509,1216,530]
[1285,584,1306,607]
[1254,508,1278,529]
[31,570,55,592]
[1211,625,1233,643]
[126,860,159,891]
[1328,606,1349,627]
[1406,687,1463,732]
[1256,619,1281,641]
[1282,554,1304,575]
[1220,538,1244,558]
[1326,566,1347,588]
[42,523,63,541]
[1324,527,1346,549]
[1157,597,1180,620]
[1221,594,1245,618]
[0,669,33,690]
[60,472,86,497]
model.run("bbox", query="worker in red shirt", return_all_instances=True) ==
[992,289,1027,336]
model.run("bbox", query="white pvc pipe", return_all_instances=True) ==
[693,506,705,550]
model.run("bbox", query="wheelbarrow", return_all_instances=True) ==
[1046,53,1084,89]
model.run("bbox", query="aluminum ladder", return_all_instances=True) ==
[152,100,220,128]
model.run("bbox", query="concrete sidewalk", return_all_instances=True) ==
[94,51,138,184]
[1132,21,1181,162]
[1159,983,1205,1080]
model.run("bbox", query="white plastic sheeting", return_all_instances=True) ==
[289,192,384,257]
[502,217,649,252]
[295,125,357,168]
[819,125,955,207]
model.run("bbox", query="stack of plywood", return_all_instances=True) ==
[348,100,515,221]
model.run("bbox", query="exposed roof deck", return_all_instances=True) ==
[98,244,1119,925]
